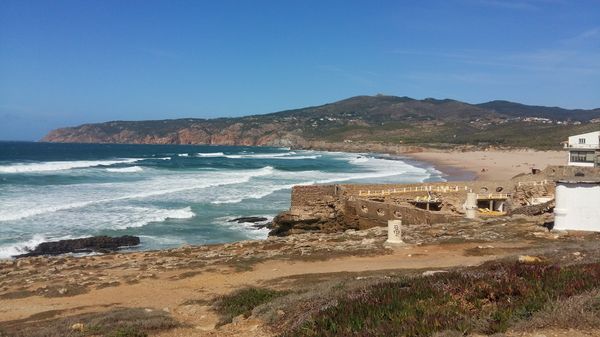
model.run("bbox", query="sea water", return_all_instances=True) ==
[0,142,443,258]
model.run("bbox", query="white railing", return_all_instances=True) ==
[476,193,511,200]
[413,196,441,203]
[358,185,470,197]
[564,144,600,149]
[517,180,549,187]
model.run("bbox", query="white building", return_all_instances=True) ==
[554,179,600,231]
[564,131,600,167]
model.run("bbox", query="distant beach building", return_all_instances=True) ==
[564,131,600,167]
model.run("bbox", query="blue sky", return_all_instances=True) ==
[1,0,599,140]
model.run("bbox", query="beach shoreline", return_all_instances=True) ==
[403,148,566,181]
[300,141,566,181]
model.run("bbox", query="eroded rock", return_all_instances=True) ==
[13,236,140,258]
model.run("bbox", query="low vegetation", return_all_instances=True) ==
[0,308,179,337]
[279,261,600,336]
[213,287,289,326]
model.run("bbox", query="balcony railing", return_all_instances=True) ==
[564,143,600,149]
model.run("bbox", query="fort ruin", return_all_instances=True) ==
[270,165,600,236]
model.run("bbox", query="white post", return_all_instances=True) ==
[465,192,478,219]
[387,220,403,244]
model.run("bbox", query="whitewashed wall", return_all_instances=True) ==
[554,182,600,231]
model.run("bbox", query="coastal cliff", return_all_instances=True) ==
[42,95,600,150]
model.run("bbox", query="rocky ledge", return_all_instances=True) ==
[14,236,140,258]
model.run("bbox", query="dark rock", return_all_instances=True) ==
[252,223,270,230]
[268,212,324,237]
[14,235,140,258]
[228,216,268,223]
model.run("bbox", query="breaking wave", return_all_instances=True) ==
[0,159,140,173]
[0,166,275,222]
[105,166,144,173]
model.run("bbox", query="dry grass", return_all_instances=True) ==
[514,289,600,331]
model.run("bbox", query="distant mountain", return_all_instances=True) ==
[42,95,600,150]
[476,100,600,121]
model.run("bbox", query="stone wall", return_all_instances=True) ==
[290,185,338,208]
[271,183,464,236]
[269,185,348,236]
[347,199,461,229]
[269,166,587,236]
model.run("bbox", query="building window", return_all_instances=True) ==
[579,138,586,144]
[570,151,595,163]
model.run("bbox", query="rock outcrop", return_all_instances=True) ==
[269,185,350,236]
[14,236,141,258]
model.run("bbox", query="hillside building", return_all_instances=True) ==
[564,131,600,167]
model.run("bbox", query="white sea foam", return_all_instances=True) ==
[0,159,140,173]
[105,166,144,173]
[226,153,320,160]
[0,234,48,259]
[217,215,272,240]
[92,206,196,230]
[210,155,433,204]
[349,156,369,164]
[0,149,438,253]
[0,166,275,222]
[195,152,226,157]
[138,235,189,246]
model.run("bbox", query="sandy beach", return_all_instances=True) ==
[406,149,566,181]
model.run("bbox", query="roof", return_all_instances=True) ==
[569,131,600,139]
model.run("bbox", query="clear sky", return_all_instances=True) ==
[1,0,599,140]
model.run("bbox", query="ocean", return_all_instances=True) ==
[0,141,444,258]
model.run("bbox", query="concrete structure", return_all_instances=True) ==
[270,165,599,236]
[564,131,600,167]
[464,192,477,219]
[554,180,600,231]
[386,220,404,244]
[270,171,558,236]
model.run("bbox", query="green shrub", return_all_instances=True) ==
[108,326,147,337]
[286,262,600,337]
[214,287,288,325]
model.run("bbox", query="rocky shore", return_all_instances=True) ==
[13,236,140,258]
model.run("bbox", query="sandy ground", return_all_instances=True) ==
[406,149,566,181]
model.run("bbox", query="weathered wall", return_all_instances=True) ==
[290,185,338,208]
[347,199,461,229]
[269,185,348,236]
[271,184,463,236]
[269,166,599,236]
